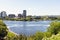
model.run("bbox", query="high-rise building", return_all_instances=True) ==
[23,10,26,18]
[0,11,7,18]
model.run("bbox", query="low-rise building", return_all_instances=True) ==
[0,11,7,18]
[8,14,16,18]
[47,15,58,20]
[18,14,23,18]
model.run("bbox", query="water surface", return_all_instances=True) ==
[3,20,51,35]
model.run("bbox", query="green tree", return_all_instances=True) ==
[19,34,27,40]
[42,33,60,40]
[34,32,44,40]
[0,20,8,40]
[48,21,60,35]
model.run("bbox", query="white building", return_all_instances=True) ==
[0,11,7,18]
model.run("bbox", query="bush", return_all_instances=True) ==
[5,32,19,40]
[44,32,52,37]
[19,34,27,40]
[47,21,60,35]
[42,33,60,40]
[0,20,8,39]
[34,32,44,40]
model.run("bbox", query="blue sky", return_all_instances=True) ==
[0,0,60,16]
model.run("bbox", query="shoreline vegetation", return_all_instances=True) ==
[8,30,19,35]
[4,18,60,21]
[1,15,60,21]
[0,20,60,40]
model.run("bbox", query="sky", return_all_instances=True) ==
[0,0,60,16]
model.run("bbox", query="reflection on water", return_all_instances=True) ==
[22,21,27,35]
[3,21,51,35]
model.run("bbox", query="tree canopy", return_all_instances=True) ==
[0,20,8,39]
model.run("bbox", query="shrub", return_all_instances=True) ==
[42,33,60,40]
[47,21,60,35]
[0,20,8,39]
[34,32,44,40]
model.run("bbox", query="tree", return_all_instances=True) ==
[0,20,8,40]
[48,21,60,35]
[42,33,60,40]
[34,32,44,40]
[19,34,27,40]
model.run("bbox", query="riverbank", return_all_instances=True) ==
[1,16,60,21]
[1,20,60,40]
[8,30,19,35]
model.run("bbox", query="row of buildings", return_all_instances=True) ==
[0,10,26,19]
[0,10,59,20]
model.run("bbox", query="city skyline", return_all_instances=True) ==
[0,0,60,16]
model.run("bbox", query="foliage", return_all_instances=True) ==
[1,20,60,40]
[0,20,8,39]
[42,33,60,40]
[44,32,52,37]
[5,31,19,40]
[42,21,60,40]
[19,34,27,40]
[34,32,44,40]
[48,21,60,35]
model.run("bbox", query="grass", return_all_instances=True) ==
[7,31,16,37]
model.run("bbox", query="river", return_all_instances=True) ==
[3,20,52,35]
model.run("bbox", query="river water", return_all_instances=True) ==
[3,20,52,35]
